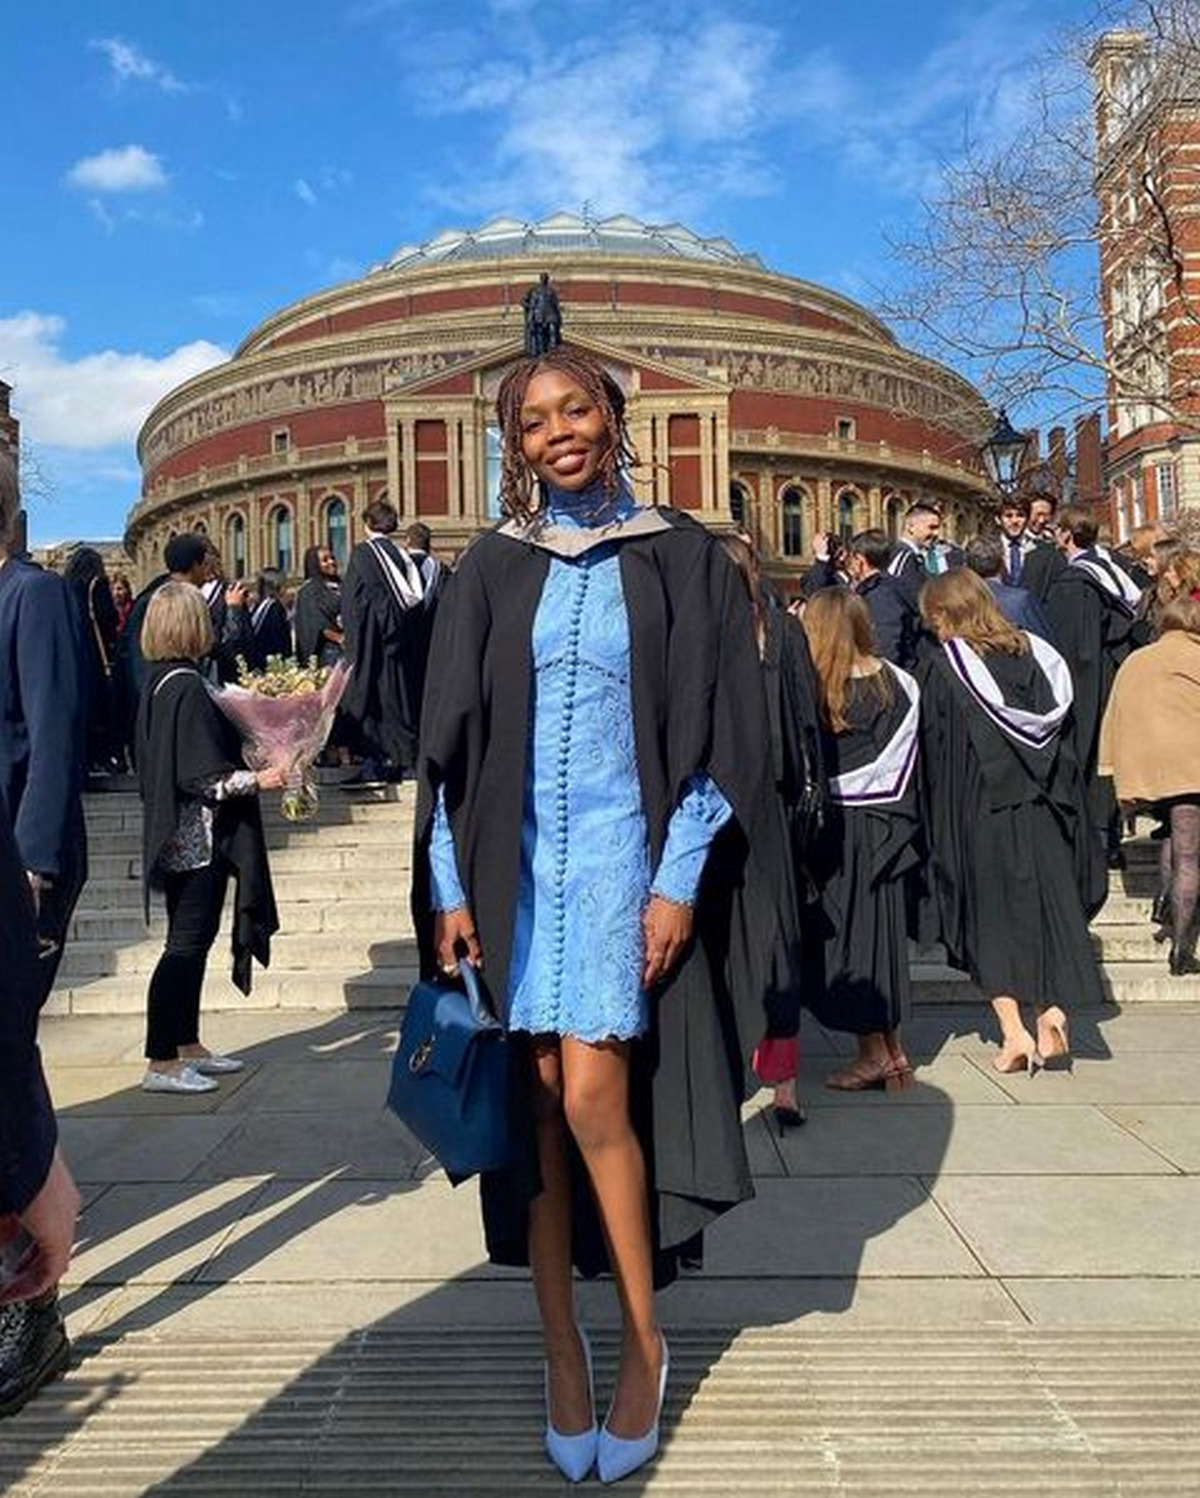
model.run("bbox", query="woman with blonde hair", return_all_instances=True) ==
[1101,591,1200,973]
[136,582,286,1095]
[918,569,1104,1072]
[801,587,921,1089]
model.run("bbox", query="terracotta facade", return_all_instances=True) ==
[129,216,992,593]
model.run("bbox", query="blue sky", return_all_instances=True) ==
[4,0,1098,544]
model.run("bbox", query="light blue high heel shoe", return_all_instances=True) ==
[544,1325,598,1483]
[596,1333,669,1485]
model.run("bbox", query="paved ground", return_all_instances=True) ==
[5,1000,1200,1495]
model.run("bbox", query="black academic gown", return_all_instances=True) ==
[342,540,426,769]
[760,608,827,1034]
[0,558,88,1001]
[1044,562,1142,838]
[806,669,922,1037]
[136,661,278,995]
[917,645,1105,1008]
[413,511,801,1283]
[294,579,343,667]
[246,598,293,670]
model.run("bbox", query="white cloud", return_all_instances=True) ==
[67,145,168,193]
[0,312,228,449]
[90,37,187,93]
[295,177,318,206]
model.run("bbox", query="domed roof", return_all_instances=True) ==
[376,211,764,273]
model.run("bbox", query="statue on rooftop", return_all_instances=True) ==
[522,272,562,357]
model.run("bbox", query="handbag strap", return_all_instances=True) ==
[456,960,500,1031]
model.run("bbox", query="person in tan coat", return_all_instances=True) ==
[1100,593,1200,974]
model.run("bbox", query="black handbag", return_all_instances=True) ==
[386,960,514,1179]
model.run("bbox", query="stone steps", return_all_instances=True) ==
[51,791,1200,1016]
[7,1328,1199,1497]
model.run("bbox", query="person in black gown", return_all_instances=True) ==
[341,499,427,782]
[294,546,344,667]
[918,569,1105,1073]
[801,588,921,1089]
[1044,506,1145,869]
[720,535,826,1129]
[62,547,120,773]
[246,568,293,670]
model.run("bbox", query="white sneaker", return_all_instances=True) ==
[190,1053,245,1076]
[142,1065,219,1094]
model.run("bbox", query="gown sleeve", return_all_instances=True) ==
[429,784,468,912]
[650,772,733,904]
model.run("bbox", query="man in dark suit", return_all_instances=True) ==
[0,452,83,1416]
[964,534,1055,639]
[845,529,921,667]
[887,501,964,607]
[997,494,1064,603]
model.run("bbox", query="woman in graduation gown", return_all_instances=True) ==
[918,569,1106,1072]
[720,534,826,1129]
[136,583,284,1096]
[414,346,797,1484]
[802,588,922,1089]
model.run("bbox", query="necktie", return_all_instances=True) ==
[1008,538,1023,584]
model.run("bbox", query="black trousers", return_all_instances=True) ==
[145,859,229,1061]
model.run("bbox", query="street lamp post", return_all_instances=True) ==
[980,409,1031,500]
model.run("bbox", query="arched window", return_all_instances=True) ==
[323,495,348,568]
[884,493,905,541]
[225,513,247,580]
[836,488,860,544]
[729,482,749,529]
[780,485,806,558]
[269,504,293,575]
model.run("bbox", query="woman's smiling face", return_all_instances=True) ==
[519,368,610,492]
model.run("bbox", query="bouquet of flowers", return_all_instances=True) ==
[210,656,352,821]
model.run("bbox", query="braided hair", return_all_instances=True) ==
[495,345,639,522]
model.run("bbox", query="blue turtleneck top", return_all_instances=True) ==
[429,483,732,1042]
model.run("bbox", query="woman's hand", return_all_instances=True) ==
[642,894,694,988]
[255,765,289,791]
[433,906,483,974]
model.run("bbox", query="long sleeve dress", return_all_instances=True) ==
[429,486,731,1042]
[414,482,800,1281]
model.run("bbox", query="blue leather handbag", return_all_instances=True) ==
[386,961,514,1179]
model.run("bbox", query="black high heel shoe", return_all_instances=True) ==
[1169,946,1200,976]
[1151,892,1172,929]
[773,1104,807,1135]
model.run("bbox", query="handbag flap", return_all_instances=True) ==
[402,980,497,1088]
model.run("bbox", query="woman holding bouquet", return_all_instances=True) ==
[136,583,284,1095]
[415,346,797,1483]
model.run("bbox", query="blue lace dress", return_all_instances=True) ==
[429,486,731,1042]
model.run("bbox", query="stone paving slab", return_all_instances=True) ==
[773,1101,1176,1176]
[928,1175,1200,1276]
[1100,1103,1200,1170]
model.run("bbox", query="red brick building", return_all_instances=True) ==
[129,214,992,591]
[1092,31,1200,535]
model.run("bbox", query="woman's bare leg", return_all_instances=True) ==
[991,996,1037,1070]
[561,1037,663,1440]
[527,1039,591,1435]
